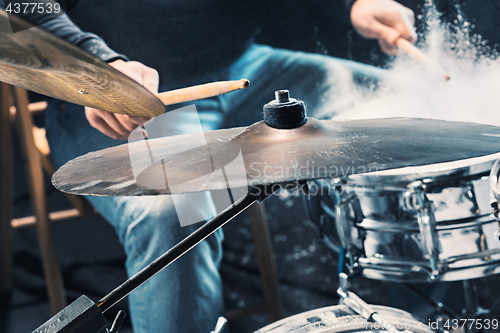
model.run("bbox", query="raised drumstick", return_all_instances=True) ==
[155,79,250,106]
[396,38,450,81]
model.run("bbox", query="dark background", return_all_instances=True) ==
[4,1,500,332]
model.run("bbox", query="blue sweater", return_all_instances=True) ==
[38,0,258,84]
[11,0,354,84]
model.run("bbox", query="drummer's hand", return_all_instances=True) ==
[350,0,417,55]
[85,60,159,140]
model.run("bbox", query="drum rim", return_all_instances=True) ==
[344,152,500,185]
[253,304,434,333]
[490,158,500,198]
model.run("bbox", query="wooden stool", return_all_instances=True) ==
[0,83,284,322]
[0,83,93,315]
[226,202,285,323]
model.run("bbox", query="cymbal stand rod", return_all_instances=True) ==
[487,296,500,316]
[401,283,460,319]
[462,279,480,333]
[97,184,277,313]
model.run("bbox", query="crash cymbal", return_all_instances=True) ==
[0,9,165,116]
[52,116,500,196]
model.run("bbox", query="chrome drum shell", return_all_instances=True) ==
[306,155,500,283]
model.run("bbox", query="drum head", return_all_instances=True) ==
[254,304,434,332]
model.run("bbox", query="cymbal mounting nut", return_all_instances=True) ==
[263,90,307,129]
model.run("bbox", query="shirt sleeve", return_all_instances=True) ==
[40,14,129,63]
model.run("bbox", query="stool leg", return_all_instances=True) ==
[248,202,285,322]
[0,83,14,326]
[11,86,66,314]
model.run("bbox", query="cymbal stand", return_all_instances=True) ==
[461,279,490,333]
[401,279,495,333]
[97,183,278,312]
[400,283,460,319]
[31,183,281,333]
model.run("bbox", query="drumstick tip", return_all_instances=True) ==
[239,79,250,89]
[396,37,451,81]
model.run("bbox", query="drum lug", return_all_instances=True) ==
[491,201,500,243]
[489,159,500,244]
[409,181,441,278]
[463,184,481,215]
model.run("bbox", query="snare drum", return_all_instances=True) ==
[254,304,434,332]
[305,155,500,283]
[489,159,500,210]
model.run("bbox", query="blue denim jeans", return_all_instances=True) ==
[45,44,386,332]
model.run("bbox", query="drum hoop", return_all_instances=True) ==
[253,304,434,333]
[490,159,500,199]
[346,152,500,185]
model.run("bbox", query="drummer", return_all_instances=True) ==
[38,0,416,332]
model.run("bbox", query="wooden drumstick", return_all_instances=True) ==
[155,78,250,106]
[396,38,450,81]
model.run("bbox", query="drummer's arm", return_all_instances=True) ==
[346,0,417,55]
[40,14,128,63]
[40,15,158,140]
